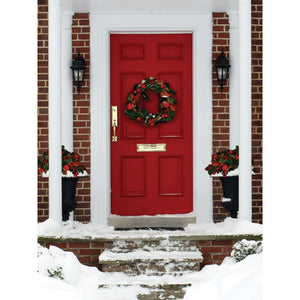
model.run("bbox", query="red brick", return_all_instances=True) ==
[91,241,105,248]
[200,246,223,253]
[212,254,228,261]
[212,240,234,246]
[77,256,92,263]
[79,249,100,256]
[68,242,91,249]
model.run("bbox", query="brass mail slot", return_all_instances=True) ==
[137,143,166,152]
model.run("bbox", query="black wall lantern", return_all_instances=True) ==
[215,48,231,92]
[70,51,86,94]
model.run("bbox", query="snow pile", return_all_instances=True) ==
[37,243,262,300]
[42,170,88,178]
[184,254,262,300]
[38,217,262,239]
[37,244,150,300]
[37,244,81,284]
[211,168,256,177]
[185,217,262,236]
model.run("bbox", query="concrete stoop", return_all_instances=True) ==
[99,238,203,276]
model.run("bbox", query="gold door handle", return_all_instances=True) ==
[112,106,118,142]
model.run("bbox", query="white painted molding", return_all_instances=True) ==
[194,13,213,224]
[61,11,74,151]
[90,13,212,225]
[228,11,240,149]
[48,0,62,222]
[61,0,239,14]
[238,0,252,221]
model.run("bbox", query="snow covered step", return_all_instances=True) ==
[137,283,191,300]
[99,241,203,276]
[100,249,203,261]
[98,283,191,300]
[105,239,199,253]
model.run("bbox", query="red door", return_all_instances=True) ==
[110,34,193,215]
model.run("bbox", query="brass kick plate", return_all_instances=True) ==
[137,143,166,152]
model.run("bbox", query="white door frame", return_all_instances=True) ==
[90,12,213,225]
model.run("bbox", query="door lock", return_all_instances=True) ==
[111,106,118,142]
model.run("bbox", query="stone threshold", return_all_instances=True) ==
[108,215,196,229]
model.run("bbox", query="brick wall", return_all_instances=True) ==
[199,240,235,267]
[251,0,263,223]
[72,13,91,222]
[37,0,49,221]
[37,1,263,224]
[212,12,231,222]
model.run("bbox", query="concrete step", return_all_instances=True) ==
[105,239,199,253]
[98,283,191,300]
[99,249,203,275]
[99,239,203,276]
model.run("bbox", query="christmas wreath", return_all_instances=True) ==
[124,77,177,126]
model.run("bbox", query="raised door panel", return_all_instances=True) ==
[120,73,145,139]
[121,156,145,197]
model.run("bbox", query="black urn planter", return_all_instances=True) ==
[219,176,239,218]
[62,177,79,221]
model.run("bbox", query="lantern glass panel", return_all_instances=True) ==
[73,70,79,82]
[78,69,84,82]
[73,69,84,82]
[221,68,227,80]
[217,68,222,80]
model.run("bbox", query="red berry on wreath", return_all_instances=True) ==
[127,103,133,110]
[162,101,169,109]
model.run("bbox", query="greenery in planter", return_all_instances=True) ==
[231,239,263,262]
[205,146,239,177]
[38,146,86,178]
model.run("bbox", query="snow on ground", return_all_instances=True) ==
[37,217,262,239]
[37,218,262,299]
[37,243,262,300]
[183,254,262,300]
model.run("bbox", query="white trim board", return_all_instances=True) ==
[90,13,213,225]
